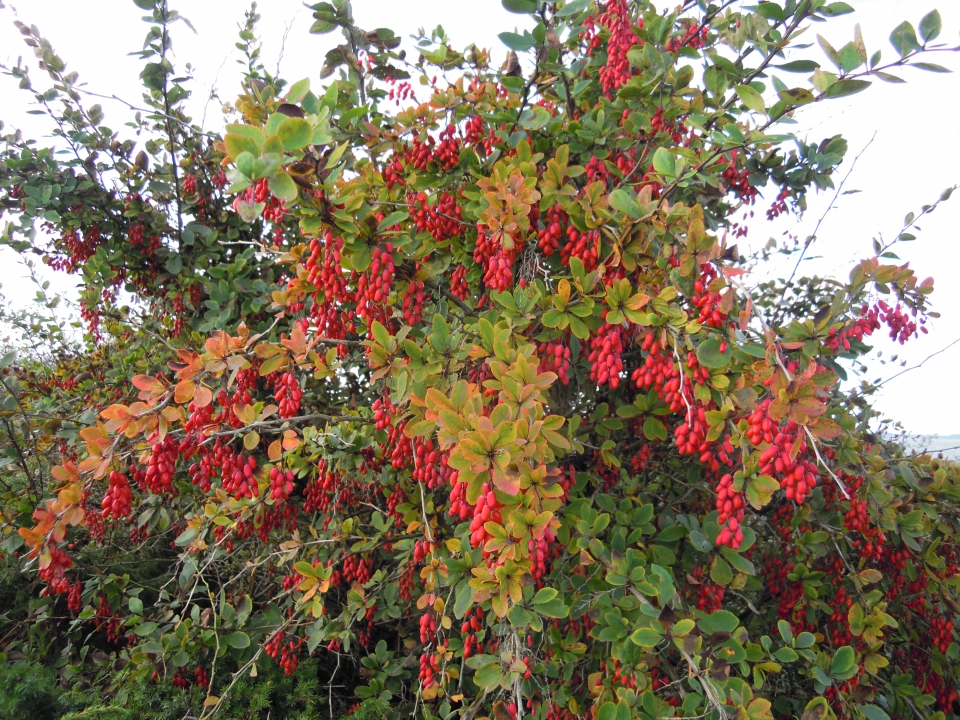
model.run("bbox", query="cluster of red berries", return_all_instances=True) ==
[538,339,572,385]
[931,616,954,654]
[825,304,881,353]
[273,371,303,419]
[385,77,416,106]
[408,191,463,241]
[101,471,133,520]
[461,606,484,658]
[47,225,103,274]
[269,467,295,503]
[306,230,349,301]
[434,125,462,171]
[877,300,925,343]
[255,177,286,222]
[690,266,728,328]
[720,152,758,204]
[474,227,517,292]
[342,555,374,585]
[143,437,179,494]
[450,265,469,300]
[664,22,707,53]
[714,472,745,549]
[405,136,435,172]
[355,243,395,328]
[586,0,642,96]
[221,453,260,500]
[587,317,624,388]
[766,188,790,220]
[749,400,819,503]
[585,156,611,185]
[468,482,503,552]
[402,277,426,325]
[412,437,442,489]
[418,648,441,687]
[265,630,303,674]
[383,156,405,188]
[537,205,567,257]
[39,543,73,595]
[560,227,600,271]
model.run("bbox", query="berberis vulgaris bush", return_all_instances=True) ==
[2,0,960,718]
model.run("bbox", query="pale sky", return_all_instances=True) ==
[0,0,958,436]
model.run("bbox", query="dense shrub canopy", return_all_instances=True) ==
[1,1,959,719]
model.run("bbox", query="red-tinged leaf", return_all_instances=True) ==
[100,404,131,421]
[132,374,166,399]
[268,439,283,461]
[282,430,301,451]
[808,418,842,440]
[234,403,257,425]
[194,384,213,408]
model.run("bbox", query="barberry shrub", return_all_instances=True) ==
[2,1,960,719]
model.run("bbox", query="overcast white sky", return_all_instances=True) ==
[0,0,958,436]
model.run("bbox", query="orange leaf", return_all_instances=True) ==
[194,384,213,408]
[175,379,196,403]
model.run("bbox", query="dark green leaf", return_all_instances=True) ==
[502,0,537,13]
[696,338,731,368]
[773,60,821,73]
[823,78,871,98]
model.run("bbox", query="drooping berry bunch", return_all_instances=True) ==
[587,315,624,388]
[273,371,303,419]
[101,470,133,520]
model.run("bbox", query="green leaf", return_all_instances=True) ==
[642,416,668,442]
[499,31,535,52]
[775,646,799,662]
[174,527,196,545]
[774,60,821,73]
[473,661,503,690]
[598,702,617,720]
[285,77,311,104]
[858,706,890,720]
[831,645,856,678]
[652,147,676,177]
[630,627,663,647]
[696,338,731,368]
[502,0,537,13]
[823,78,871,98]
[128,597,144,614]
[377,211,409,231]
[556,0,592,17]
[536,598,569,618]
[777,619,793,645]
[698,610,739,634]
[820,2,854,16]
[165,254,183,275]
[710,556,733,586]
[276,117,313,151]
[225,631,251,649]
[890,21,921,57]
[268,171,299,203]
[224,133,260,160]
[735,85,766,114]
[912,62,951,73]
[134,622,158,636]
[608,188,641,219]
[919,9,942,43]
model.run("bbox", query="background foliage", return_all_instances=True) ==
[1,1,959,719]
